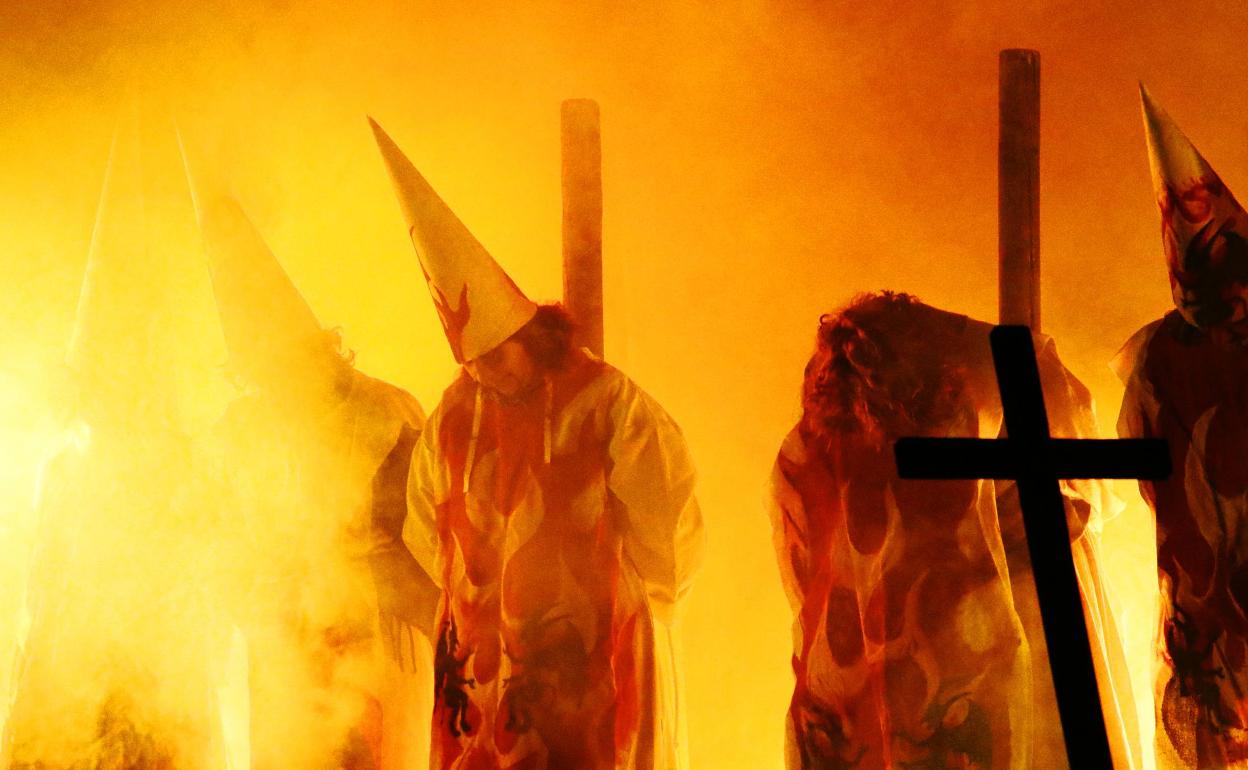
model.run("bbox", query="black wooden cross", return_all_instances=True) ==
[894,326,1169,769]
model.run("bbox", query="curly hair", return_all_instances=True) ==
[318,326,357,369]
[509,303,576,372]
[801,291,971,451]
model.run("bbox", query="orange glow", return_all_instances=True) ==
[1,1,1231,767]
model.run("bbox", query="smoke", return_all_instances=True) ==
[0,90,408,768]
[7,0,1248,767]
[8,424,223,769]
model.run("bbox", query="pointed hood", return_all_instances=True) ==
[67,104,177,392]
[1141,84,1248,331]
[64,102,229,433]
[369,117,536,363]
[178,133,327,381]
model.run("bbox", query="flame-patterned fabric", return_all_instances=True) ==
[405,350,704,769]
[1116,311,1248,768]
[769,300,1140,769]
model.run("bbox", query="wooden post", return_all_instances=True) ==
[561,98,605,358]
[999,49,1041,331]
[996,49,1122,768]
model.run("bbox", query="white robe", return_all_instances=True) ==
[405,350,704,770]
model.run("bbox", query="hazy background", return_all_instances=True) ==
[6,0,1248,766]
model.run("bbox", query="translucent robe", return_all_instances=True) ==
[1116,312,1248,768]
[769,329,1139,769]
[5,427,229,770]
[212,369,432,770]
[404,350,704,770]
[998,338,1141,770]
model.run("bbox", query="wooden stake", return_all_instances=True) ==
[999,49,1041,331]
[561,99,604,357]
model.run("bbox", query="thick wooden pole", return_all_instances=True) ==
[561,99,604,357]
[997,49,1119,768]
[999,49,1041,332]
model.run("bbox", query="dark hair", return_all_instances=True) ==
[509,303,576,372]
[802,291,969,449]
[319,327,357,369]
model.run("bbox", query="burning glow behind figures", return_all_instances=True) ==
[5,102,232,768]
[6,1,1248,768]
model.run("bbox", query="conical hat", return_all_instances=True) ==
[177,134,326,378]
[67,104,176,386]
[369,117,536,364]
[1141,84,1248,329]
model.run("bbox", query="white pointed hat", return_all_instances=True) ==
[178,134,326,377]
[67,105,176,385]
[1141,84,1248,329]
[369,117,536,363]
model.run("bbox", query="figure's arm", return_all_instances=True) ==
[369,422,440,649]
[1115,368,1162,512]
[767,433,813,615]
[607,378,705,624]
[1111,322,1165,510]
[403,407,446,593]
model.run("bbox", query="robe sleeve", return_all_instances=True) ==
[606,376,705,625]
[766,428,813,617]
[1110,322,1167,527]
[369,422,440,657]
[1112,322,1162,441]
[403,403,447,591]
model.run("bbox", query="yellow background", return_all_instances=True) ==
[5,1,1245,767]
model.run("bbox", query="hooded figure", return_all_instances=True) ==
[371,118,704,770]
[768,293,1140,770]
[4,107,230,770]
[1115,86,1248,768]
[181,143,438,770]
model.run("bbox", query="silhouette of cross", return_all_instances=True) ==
[894,326,1169,770]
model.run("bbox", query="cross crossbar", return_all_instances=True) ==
[894,326,1169,770]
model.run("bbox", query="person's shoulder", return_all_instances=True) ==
[1111,315,1169,384]
[349,369,427,427]
[587,355,629,392]
[553,348,625,398]
[567,347,615,379]
[438,369,476,407]
[418,369,477,432]
[561,352,683,431]
[775,423,808,466]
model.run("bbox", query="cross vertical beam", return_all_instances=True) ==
[895,326,1169,770]
[561,98,605,358]
[994,327,1108,767]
